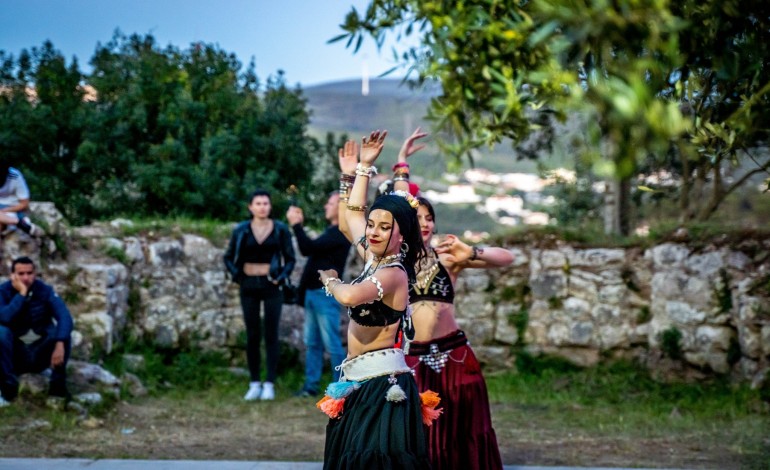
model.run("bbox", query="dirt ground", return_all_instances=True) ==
[1,397,763,469]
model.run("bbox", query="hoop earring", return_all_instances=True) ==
[400,242,409,255]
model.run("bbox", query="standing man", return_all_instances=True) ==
[0,163,42,237]
[286,192,350,397]
[0,257,73,405]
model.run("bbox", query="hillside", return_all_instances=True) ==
[302,78,548,236]
[302,78,547,177]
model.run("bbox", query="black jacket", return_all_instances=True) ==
[292,223,350,294]
[223,220,296,284]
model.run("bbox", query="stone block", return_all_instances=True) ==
[148,239,184,267]
[568,248,626,268]
[529,271,567,300]
[646,243,691,269]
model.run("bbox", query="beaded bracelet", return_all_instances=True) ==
[355,163,377,177]
[323,277,342,296]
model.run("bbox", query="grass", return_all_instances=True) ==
[100,341,312,400]
[108,216,234,246]
[486,356,769,466]
[2,346,768,466]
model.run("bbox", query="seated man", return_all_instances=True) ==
[0,163,41,237]
[0,256,73,405]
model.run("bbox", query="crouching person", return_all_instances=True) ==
[0,256,73,405]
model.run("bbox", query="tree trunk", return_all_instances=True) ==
[604,177,631,236]
[679,145,691,224]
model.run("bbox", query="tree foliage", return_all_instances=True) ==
[336,0,770,223]
[1,33,323,224]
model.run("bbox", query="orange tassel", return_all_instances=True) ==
[316,395,331,409]
[419,390,442,426]
[318,397,346,419]
[420,390,441,408]
[421,405,443,426]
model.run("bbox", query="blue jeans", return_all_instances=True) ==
[302,288,346,392]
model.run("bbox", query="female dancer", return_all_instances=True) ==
[224,189,296,401]
[316,131,439,469]
[394,128,514,469]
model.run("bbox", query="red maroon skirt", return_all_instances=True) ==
[405,330,503,470]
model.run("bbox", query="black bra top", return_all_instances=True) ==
[241,228,278,264]
[409,253,455,304]
[348,263,408,327]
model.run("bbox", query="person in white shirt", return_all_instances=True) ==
[0,163,41,237]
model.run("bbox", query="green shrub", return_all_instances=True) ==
[660,327,684,360]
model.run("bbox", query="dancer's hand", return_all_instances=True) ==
[434,234,472,264]
[338,140,359,175]
[398,127,428,163]
[360,130,387,166]
[318,269,340,285]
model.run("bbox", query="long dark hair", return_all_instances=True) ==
[369,194,426,282]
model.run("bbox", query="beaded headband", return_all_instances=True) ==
[389,190,420,209]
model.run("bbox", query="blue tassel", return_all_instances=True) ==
[325,380,361,399]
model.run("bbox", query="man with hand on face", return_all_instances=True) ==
[287,192,351,397]
[0,256,73,405]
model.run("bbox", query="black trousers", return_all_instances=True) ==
[239,276,283,383]
[0,324,71,400]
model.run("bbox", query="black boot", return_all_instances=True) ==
[48,381,71,400]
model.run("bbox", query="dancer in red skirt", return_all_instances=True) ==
[394,128,515,470]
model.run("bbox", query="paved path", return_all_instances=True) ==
[0,458,683,470]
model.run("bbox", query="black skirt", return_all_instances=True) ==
[323,372,431,469]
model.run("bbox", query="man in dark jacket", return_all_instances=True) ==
[287,192,350,397]
[0,256,73,404]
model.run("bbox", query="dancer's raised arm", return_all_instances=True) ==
[337,139,358,243]
[345,130,387,248]
[392,127,428,194]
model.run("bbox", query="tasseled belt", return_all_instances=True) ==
[316,348,442,425]
[340,348,411,381]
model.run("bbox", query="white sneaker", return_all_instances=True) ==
[0,394,10,407]
[243,382,262,401]
[260,382,275,401]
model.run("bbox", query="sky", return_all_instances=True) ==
[0,0,411,88]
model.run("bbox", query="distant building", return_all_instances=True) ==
[424,184,482,204]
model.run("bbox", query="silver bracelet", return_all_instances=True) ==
[355,163,377,177]
[323,277,342,296]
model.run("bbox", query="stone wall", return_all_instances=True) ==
[2,203,768,386]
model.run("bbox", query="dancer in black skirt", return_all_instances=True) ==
[317,131,440,470]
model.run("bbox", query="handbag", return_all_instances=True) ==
[282,279,299,305]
